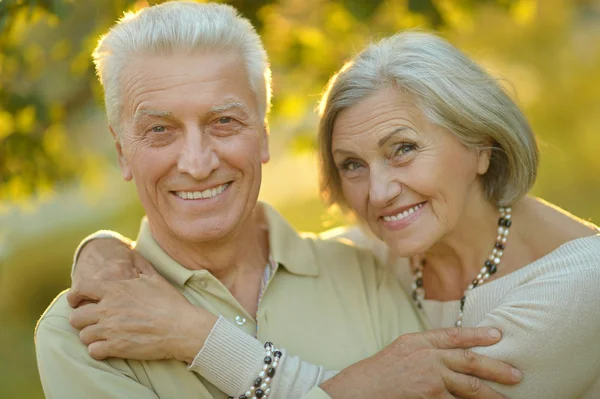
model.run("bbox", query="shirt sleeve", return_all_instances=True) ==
[472,266,600,398]
[35,314,159,399]
[188,316,337,398]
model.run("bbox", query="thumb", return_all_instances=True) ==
[67,278,110,308]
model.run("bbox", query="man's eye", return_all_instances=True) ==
[217,117,233,124]
[150,126,167,133]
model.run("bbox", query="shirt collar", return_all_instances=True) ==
[133,201,319,288]
[261,202,319,277]
[134,219,195,288]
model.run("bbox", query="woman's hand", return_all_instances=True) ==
[68,274,218,364]
[321,327,521,399]
[68,237,157,307]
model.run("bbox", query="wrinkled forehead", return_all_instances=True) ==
[119,51,259,116]
[331,88,424,147]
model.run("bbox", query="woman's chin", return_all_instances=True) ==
[383,235,432,258]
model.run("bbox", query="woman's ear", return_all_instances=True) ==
[476,146,492,175]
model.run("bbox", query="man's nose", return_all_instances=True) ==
[368,165,402,208]
[177,130,220,180]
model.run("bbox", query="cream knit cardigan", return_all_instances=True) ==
[191,233,600,399]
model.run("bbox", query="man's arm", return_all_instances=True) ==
[35,297,159,399]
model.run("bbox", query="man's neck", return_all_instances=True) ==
[149,205,270,288]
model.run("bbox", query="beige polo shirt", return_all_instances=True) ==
[35,203,423,399]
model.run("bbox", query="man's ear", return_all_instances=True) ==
[476,145,492,175]
[109,125,133,181]
[260,124,270,164]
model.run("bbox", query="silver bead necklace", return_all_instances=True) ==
[410,206,512,327]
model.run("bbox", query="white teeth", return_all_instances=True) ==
[382,203,424,222]
[175,183,229,200]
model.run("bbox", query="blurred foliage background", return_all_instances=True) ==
[1,0,599,397]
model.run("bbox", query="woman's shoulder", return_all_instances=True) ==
[502,234,600,286]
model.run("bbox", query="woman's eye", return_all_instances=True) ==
[341,161,362,172]
[398,144,415,154]
[393,143,417,158]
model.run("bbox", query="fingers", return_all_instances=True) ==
[442,349,521,385]
[79,323,105,346]
[67,279,110,308]
[66,289,84,308]
[88,340,110,360]
[425,327,502,350]
[132,251,158,276]
[69,302,101,330]
[444,371,506,399]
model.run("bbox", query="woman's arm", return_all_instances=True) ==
[70,232,521,399]
[470,264,600,398]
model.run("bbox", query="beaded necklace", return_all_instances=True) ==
[410,206,512,327]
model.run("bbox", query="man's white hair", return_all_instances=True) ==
[93,1,272,132]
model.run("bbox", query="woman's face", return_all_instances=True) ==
[331,87,491,256]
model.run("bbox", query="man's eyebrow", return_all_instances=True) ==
[133,109,174,124]
[377,127,410,148]
[207,102,249,115]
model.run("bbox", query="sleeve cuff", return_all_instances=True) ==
[71,230,132,278]
[188,316,267,396]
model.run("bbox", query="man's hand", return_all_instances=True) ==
[68,237,156,308]
[68,274,218,364]
[321,327,521,399]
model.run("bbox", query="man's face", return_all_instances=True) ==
[113,51,269,245]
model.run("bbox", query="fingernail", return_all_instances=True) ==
[512,368,522,380]
[488,328,501,338]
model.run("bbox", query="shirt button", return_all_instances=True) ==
[235,315,247,325]
[198,279,208,289]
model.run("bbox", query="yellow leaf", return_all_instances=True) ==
[0,111,15,140]
[15,106,36,134]
[511,0,537,25]
[42,124,67,156]
[51,40,72,62]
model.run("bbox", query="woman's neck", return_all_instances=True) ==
[420,196,503,300]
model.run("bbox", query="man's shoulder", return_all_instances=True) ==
[304,230,374,260]
[35,289,76,338]
[302,231,388,281]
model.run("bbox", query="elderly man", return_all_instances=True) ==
[35,2,519,399]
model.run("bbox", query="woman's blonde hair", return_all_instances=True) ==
[318,31,538,209]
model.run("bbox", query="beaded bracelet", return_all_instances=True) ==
[229,342,282,399]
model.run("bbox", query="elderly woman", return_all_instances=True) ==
[70,31,600,398]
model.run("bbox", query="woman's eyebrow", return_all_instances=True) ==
[377,126,410,148]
